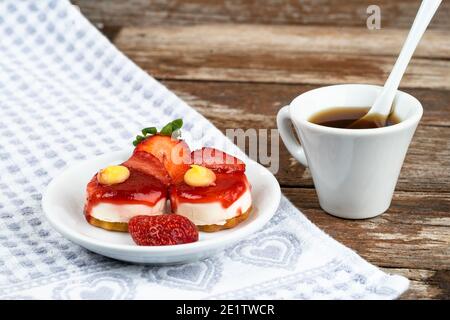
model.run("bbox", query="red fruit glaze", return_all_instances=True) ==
[170,172,250,210]
[129,214,198,246]
[123,151,171,186]
[191,147,245,173]
[135,135,191,183]
[84,167,166,217]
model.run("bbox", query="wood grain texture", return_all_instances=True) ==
[114,25,450,58]
[73,0,450,29]
[381,268,449,299]
[162,80,450,127]
[114,25,450,89]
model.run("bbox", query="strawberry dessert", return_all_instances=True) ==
[84,162,167,232]
[84,120,190,232]
[170,148,252,232]
[84,119,252,244]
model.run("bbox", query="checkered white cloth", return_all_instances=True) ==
[0,0,409,299]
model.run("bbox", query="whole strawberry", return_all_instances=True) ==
[129,214,198,246]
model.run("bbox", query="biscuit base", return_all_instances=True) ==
[197,207,252,233]
[86,215,129,232]
[86,207,252,233]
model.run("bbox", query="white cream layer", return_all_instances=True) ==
[90,198,166,223]
[174,189,252,226]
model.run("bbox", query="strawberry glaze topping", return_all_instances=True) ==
[170,172,250,210]
[84,167,166,215]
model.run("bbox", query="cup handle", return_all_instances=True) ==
[276,106,308,167]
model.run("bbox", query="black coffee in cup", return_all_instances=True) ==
[309,107,400,129]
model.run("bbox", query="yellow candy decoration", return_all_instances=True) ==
[97,165,130,185]
[184,165,216,187]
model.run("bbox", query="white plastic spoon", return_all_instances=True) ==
[348,0,442,129]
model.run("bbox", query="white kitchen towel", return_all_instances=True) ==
[0,0,409,299]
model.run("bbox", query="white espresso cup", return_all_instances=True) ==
[277,84,423,219]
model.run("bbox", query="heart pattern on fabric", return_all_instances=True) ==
[143,259,222,291]
[166,265,204,283]
[250,245,284,260]
[79,286,114,300]
[52,272,135,300]
[227,231,302,269]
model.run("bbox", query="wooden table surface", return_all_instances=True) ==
[74,0,450,299]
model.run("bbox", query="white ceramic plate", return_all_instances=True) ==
[42,150,281,264]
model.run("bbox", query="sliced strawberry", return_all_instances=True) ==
[135,134,191,184]
[122,151,171,186]
[129,214,198,246]
[191,147,245,173]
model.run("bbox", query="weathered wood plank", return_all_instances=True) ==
[163,81,450,127]
[74,0,450,30]
[282,188,450,272]
[114,25,450,89]
[163,80,450,192]
[382,268,449,299]
[114,25,450,59]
